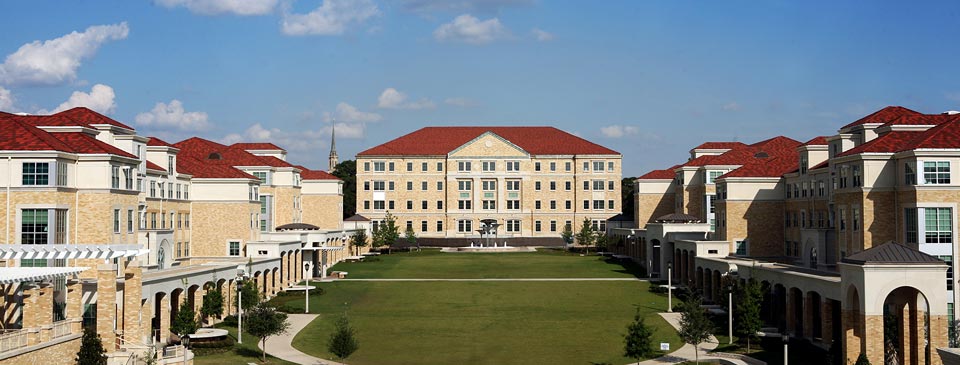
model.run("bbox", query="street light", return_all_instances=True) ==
[782,333,789,365]
[728,285,733,345]
[667,262,673,313]
[236,265,248,344]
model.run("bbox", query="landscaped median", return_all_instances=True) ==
[267,249,682,365]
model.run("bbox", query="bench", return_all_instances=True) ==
[330,271,348,279]
[344,255,365,262]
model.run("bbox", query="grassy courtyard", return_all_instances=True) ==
[273,249,680,365]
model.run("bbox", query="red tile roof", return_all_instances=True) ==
[835,131,921,157]
[0,116,137,158]
[898,118,960,150]
[257,155,296,168]
[357,127,619,156]
[51,133,138,158]
[637,169,675,180]
[294,165,341,180]
[232,142,285,151]
[692,142,746,150]
[54,107,135,130]
[146,161,166,172]
[683,136,800,167]
[147,137,175,147]
[175,156,257,179]
[721,155,798,178]
[879,113,958,128]
[802,136,829,146]
[175,137,271,167]
[841,106,921,130]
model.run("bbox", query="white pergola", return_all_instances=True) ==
[0,244,148,260]
[0,266,90,285]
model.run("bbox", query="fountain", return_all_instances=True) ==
[442,219,535,253]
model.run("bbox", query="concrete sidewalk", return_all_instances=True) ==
[260,313,345,365]
[630,312,749,365]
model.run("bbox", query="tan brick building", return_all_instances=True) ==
[356,127,622,244]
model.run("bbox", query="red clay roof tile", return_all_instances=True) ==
[692,142,746,150]
[841,106,921,130]
[357,127,618,156]
[232,142,285,151]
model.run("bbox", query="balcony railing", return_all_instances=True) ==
[51,320,71,339]
[0,329,30,354]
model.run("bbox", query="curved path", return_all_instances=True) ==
[260,313,344,365]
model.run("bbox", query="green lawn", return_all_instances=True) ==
[327,249,645,279]
[193,323,298,365]
[267,250,678,365]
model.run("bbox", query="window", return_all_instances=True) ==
[374,161,386,172]
[506,220,521,232]
[437,181,443,190]
[565,200,572,210]
[406,200,413,210]
[583,200,590,210]
[422,200,428,209]
[184,241,189,257]
[905,208,918,244]
[458,161,472,172]
[407,181,413,190]
[550,200,557,210]
[506,161,520,172]
[21,209,49,245]
[437,201,443,209]
[421,221,428,232]
[364,201,370,210]
[905,162,917,185]
[565,162,571,171]
[593,180,604,190]
[373,181,386,191]
[113,209,120,233]
[482,161,496,172]
[373,200,385,210]
[924,161,950,184]
[608,181,615,190]
[228,241,241,256]
[406,221,413,231]
[253,171,267,183]
[506,200,520,210]
[458,220,473,232]
[535,221,542,232]
[735,240,746,256]
[800,154,808,174]
[458,200,472,210]
[483,200,496,210]
[458,180,472,191]
[550,221,557,232]
[185,213,190,228]
[389,162,395,171]
[421,181,428,191]
[125,169,133,189]
[535,201,541,209]
[422,162,428,171]
[177,242,182,257]
[608,162,614,171]
[583,181,590,190]
[438,162,443,171]
[593,161,605,171]
[506,180,520,191]
[127,210,134,233]
[550,181,556,191]
[389,201,395,210]
[707,171,723,184]
[175,184,181,199]
[407,162,413,172]
[534,162,541,171]
[363,181,370,191]
[364,162,370,171]
[852,165,862,187]
[550,162,556,171]
[151,212,157,229]
[482,180,496,191]
[593,200,604,210]
[388,181,395,191]
[437,220,443,231]
[535,181,541,191]
[852,208,860,231]
[111,166,120,189]
[168,156,175,175]
[818,180,825,196]
[608,200,615,210]
[839,208,846,231]
[924,207,952,244]
[565,181,571,191]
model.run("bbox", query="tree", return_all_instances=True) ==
[621,177,636,220]
[350,229,368,256]
[245,303,291,362]
[372,212,400,252]
[76,326,107,365]
[854,352,871,365]
[735,279,763,353]
[200,285,224,325]
[331,160,357,219]
[595,232,609,252]
[235,279,261,312]
[328,315,359,363]
[170,300,199,340]
[623,309,654,363]
[575,218,596,254]
[677,293,714,364]
[404,226,419,252]
[561,222,574,245]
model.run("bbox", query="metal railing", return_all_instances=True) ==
[0,329,28,353]
[159,345,184,359]
[50,320,71,339]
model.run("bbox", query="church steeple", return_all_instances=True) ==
[328,122,339,173]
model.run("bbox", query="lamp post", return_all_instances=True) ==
[667,262,673,313]
[236,265,247,344]
[304,277,310,314]
[782,333,789,365]
[728,285,733,345]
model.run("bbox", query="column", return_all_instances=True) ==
[785,289,796,336]
[929,313,949,365]
[159,294,171,344]
[97,264,117,350]
[20,284,41,345]
[123,261,144,345]
[821,299,834,345]
[66,279,83,334]
[224,280,234,316]
[193,287,205,326]
[901,302,912,365]
[863,315,884,365]
[803,293,815,339]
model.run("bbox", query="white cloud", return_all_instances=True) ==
[0,86,15,111]
[722,102,741,111]
[135,100,211,131]
[531,28,553,42]
[600,124,640,139]
[444,97,474,107]
[400,0,534,14]
[434,14,509,44]
[0,23,129,86]
[44,84,117,114]
[324,102,382,123]
[377,88,435,110]
[156,0,278,15]
[281,0,380,36]
[220,121,363,152]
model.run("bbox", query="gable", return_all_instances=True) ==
[448,132,529,158]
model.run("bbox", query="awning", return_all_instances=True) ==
[0,266,90,284]
[0,244,149,260]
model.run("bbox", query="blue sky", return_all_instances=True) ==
[1,1,959,176]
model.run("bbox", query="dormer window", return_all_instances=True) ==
[800,154,808,175]
[208,152,222,160]
[167,156,175,175]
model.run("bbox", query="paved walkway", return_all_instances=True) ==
[260,313,344,365]
[631,312,750,365]
[335,277,643,282]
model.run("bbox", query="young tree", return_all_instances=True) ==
[854,352,871,365]
[372,212,400,253]
[200,285,224,325]
[76,326,107,365]
[623,309,654,363]
[560,222,574,246]
[575,218,596,254]
[595,232,610,252]
[235,279,261,311]
[170,300,199,340]
[328,315,359,364]
[245,303,291,362]
[735,279,763,352]
[404,226,419,252]
[331,160,357,218]
[350,229,368,256]
[677,293,714,364]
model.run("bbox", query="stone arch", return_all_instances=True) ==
[158,239,172,270]
[882,286,932,365]
[788,287,804,337]
[703,268,713,301]
[695,267,704,294]
[279,251,286,286]
[773,284,787,332]
[153,291,168,343]
[806,290,822,340]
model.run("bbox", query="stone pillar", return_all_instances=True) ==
[159,294,171,344]
[901,303,913,365]
[97,264,117,351]
[863,315,884,365]
[842,310,860,365]
[193,287,205,326]
[929,314,949,365]
[66,279,82,334]
[803,293,815,339]
[785,290,796,336]
[821,300,834,345]
[224,280,234,316]
[123,261,143,345]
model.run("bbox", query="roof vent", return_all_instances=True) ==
[208,152,222,160]
[944,110,960,115]
[754,151,769,158]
